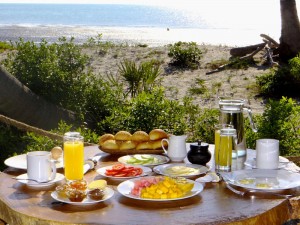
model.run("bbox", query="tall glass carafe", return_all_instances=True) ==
[218,99,257,158]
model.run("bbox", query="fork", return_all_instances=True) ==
[225,182,294,199]
[12,177,53,183]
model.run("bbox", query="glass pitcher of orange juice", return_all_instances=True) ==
[63,132,84,181]
[215,128,237,172]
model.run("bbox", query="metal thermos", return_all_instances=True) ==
[218,99,257,157]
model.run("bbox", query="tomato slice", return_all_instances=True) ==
[105,170,118,176]
[113,173,128,177]
[112,164,125,171]
[135,168,143,175]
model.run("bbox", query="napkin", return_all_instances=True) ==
[83,159,96,174]
[196,172,220,183]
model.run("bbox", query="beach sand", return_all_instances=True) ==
[0,42,270,114]
[82,43,269,114]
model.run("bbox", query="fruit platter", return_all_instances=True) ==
[117,176,203,201]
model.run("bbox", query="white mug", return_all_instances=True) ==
[27,151,56,182]
[256,139,279,169]
[161,135,187,162]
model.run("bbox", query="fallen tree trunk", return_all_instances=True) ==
[230,42,266,57]
[207,45,265,75]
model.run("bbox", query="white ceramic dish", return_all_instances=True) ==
[51,187,114,206]
[97,165,152,179]
[221,169,300,191]
[15,173,65,188]
[244,156,289,169]
[4,154,63,170]
[153,163,209,177]
[118,154,169,166]
[117,176,203,201]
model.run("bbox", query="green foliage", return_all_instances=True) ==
[245,97,300,156]
[257,55,300,97]
[0,41,14,53]
[168,41,202,69]
[118,60,161,97]
[188,78,208,95]
[0,123,25,171]
[3,37,90,115]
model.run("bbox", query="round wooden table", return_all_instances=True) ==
[0,146,298,225]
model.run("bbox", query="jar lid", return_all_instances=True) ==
[190,141,209,151]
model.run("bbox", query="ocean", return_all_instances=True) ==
[0,1,297,46]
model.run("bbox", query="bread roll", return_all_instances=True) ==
[101,140,119,150]
[149,129,168,141]
[151,139,168,150]
[132,131,150,142]
[119,141,136,150]
[115,131,132,141]
[99,133,115,146]
[136,141,152,150]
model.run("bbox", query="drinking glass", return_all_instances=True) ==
[214,124,233,166]
[215,128,237,172]
[63,132,84,181]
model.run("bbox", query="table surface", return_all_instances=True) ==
[0,145,299,225]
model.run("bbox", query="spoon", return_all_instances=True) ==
[12,177,53,183]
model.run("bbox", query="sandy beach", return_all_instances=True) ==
[80,43,269,114]
[0,38,270,114]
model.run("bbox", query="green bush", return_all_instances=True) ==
[245,97,300,156]
[257,55,300,97]
[168,41,202,69]
[118,60,161,97]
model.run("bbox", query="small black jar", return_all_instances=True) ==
[187,141,211,166]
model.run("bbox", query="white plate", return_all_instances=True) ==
[4,154,63,170]
[16,173,65,187]
[97,165,152,179]
[221,169,300,191]
[244,156,289,169]
[51,187,114,206]
[118,154,169,166]
[117,176,203,201]
[153,163,209,177]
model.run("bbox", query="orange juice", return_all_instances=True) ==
[64,140,84,181]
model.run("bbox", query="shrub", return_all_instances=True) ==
[118,60,161,97]
[245,97,300,156]
[257,54,300,97]
[168,41,202,69]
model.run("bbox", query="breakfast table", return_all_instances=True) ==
[1,144,300,225]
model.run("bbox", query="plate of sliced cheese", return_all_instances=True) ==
[153,163,209,177]
[98,129,169,155]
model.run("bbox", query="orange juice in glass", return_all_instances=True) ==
[63,132,84,181]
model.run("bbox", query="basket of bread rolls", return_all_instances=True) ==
[98,129,169,154]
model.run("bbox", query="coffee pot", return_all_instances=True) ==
[218,99,257,157]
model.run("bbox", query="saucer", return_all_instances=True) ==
[244,156,289,169]
[15,173,65,187]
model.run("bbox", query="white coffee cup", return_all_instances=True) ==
[161,135,187,162]
[27,151,56,182]
[256,139,279,169]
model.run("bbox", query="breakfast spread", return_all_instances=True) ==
[98,129,168,153]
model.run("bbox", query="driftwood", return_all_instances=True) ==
[206,45,265,75]
[206,33,280,75]
[229,42,266,57]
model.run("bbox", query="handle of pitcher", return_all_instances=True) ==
[244,107,258,132]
